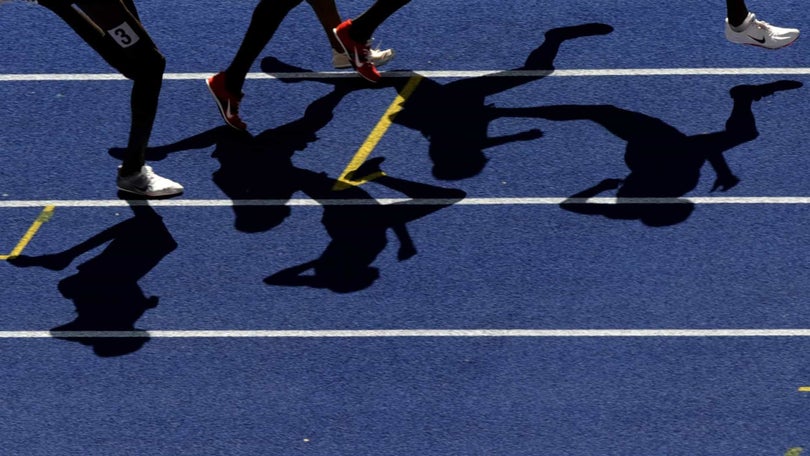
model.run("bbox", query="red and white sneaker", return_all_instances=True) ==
[332,19,381,83]
[332,46,395,69]
[206,72,247,130]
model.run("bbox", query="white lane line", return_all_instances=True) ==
[2,68,810,82]
[4,329,810,338]
[1,197,810,208]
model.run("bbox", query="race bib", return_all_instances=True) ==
[108,22,140,48]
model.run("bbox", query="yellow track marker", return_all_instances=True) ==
[0,205,55,260]
[799,387,810,392]
[332,74,424,190]
[786,447,804,456]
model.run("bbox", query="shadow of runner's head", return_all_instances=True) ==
[5,201,176,356]
[49,202,175,356]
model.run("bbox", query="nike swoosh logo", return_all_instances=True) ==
[352,49,365,68]
[748,35,766,44]
[225,99,235,118]
[120,181,149,193]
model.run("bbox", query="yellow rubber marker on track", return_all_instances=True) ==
[786,447,804,456]
[799,387,810,392]
[0,205,55,260]
[332,74,423,191]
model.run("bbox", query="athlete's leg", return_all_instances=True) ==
[206,0,303,130]
[38,0,181,196]
[223,0,303,95]
[726,0,749,28]
[111,0,163,175]
[40,0,164,173]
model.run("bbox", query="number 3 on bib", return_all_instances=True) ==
[107,22,140,48]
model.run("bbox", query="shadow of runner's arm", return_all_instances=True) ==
[264,260,320,287]
[560,178,623,215]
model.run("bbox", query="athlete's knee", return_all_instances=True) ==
[150,51,167,76]
[119,48,165,82]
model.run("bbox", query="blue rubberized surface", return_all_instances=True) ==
[2,0,810,454]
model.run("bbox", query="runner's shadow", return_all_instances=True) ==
[496,80,802,226]
[7,202,177,356]
[264,157,466,293]
[394,23,613,180]
[112,84,357,233]
[124,80,465,291]
[263,22,614,180]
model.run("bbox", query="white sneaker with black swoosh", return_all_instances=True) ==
[117,165,184,198]
[725,12,799,49]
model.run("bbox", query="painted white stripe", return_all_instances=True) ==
[2,68,810,82]
[3,329,810,338]
[0,197,810,208]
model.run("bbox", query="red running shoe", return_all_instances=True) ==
[206,72,247,131]
[333,19,381,83]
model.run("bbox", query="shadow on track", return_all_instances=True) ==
[8,201,176,357]
[112,83,354,233]
[262,22,614,180]
[264,157,465,293]
[496,80,802,226]
[128,89,465,293]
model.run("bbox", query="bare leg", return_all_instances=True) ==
[224,0,303,94]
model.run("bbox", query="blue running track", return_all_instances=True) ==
[3,0,810,454]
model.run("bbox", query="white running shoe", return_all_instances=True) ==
[725,12,799,49]
[332,45,395,69]
[117,165,184,198]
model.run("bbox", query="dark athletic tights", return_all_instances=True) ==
[726,0,750,27]
[39,0,166,175]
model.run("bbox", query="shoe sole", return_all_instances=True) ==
[117,185,184,198]
[728,32,800,49]
[743,37,799,49]
[205,77,247,131]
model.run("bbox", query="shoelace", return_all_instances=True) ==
[752,19,775,33]
[370,39,384,53]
